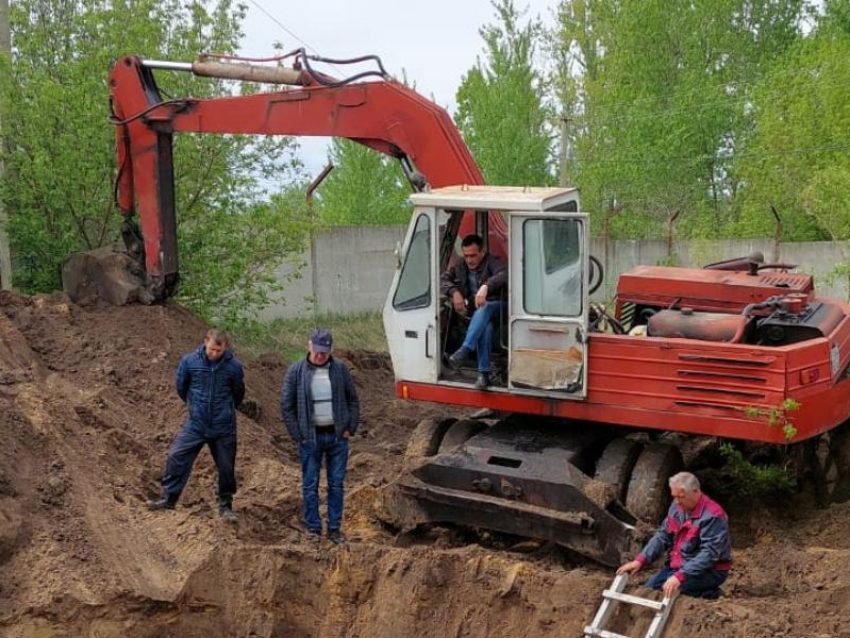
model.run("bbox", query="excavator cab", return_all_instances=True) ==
[383,185,589,397]
[379,186,643,566]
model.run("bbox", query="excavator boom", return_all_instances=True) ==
[105,53,484,299]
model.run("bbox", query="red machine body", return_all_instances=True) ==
[109,55,486,298]
[399,265,850,444]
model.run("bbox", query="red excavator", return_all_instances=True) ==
[67,50,850,565]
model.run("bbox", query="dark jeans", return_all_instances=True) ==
[645,565,729,599]
[161,423,237,507]
[461,300,505,373]
[299,431,349,532]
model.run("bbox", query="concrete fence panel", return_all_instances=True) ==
[260,226,850,320]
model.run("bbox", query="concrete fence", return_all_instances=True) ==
[260,226,850,320]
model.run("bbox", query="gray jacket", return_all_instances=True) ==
[280,356,359,443]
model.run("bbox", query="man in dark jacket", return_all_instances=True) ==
[441,234,508,389]
[280,328,359,544]
[147,329,245,523]
[617,471,732,599]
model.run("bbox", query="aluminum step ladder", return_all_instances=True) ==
[583,573,675,638]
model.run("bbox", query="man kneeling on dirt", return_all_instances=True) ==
[147,329,245,523]
[617,471,732,599]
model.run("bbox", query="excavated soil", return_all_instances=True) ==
[1,290,850,638]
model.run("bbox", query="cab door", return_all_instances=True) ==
[508,213,589,397]
[383,209,438,383]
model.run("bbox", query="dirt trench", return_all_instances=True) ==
[1,291,850,638]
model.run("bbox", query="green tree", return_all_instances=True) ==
[317,138,411,226]
[455,0,553,186]
[732,10,850,241]
[0,0,308,323]
[554,0,805,239]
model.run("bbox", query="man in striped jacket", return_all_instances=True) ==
[617,472,732,599]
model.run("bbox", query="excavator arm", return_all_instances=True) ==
[108,53,485,300]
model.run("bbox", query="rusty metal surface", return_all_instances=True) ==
[509,347,583,390]
[617,265,814,313]
[390,420,637,566]
[648,309,748,342]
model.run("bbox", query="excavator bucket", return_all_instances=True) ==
[62,246,153,306]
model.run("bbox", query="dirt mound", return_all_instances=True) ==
[2,290,850,637]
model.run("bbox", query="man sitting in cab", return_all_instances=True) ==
[441,234,507,389]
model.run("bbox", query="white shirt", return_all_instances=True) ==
[311,366,334,426]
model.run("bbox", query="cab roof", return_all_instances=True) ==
[409,185,580,212]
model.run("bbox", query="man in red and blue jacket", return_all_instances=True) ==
[617,471,732,599]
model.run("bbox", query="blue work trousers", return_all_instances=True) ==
[161,423,237,506]
[645,565,729,599]
[462,301,505,373]
[299,431,350,532]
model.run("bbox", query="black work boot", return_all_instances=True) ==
[447,347,471,370]
[219,497,238,524]
[474,372,491,390]
[327,529,346,545]
[219,504,238,524]
[147,493,178,511]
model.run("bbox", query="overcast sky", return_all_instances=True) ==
[239,0,559,175]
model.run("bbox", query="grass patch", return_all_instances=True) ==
[234,312,387,361]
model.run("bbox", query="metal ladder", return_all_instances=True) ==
[583,574,676,638]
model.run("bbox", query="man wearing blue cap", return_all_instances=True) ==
[280,328,360,544]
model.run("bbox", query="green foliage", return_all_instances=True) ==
[733,29,850,241]
[743,399,801,441]
[455,0,553,186]
[317,139,411,226]
[0,0,307,324]
[179,185,311,326]
[554,0,806,238]
[717,443,797,496]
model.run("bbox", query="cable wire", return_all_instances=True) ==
[244,0,344,76]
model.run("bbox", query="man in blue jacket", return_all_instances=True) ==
[281,328,359,544]
[147,329,245,523]
[617,471,732,599]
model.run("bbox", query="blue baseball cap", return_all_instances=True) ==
[310,328,333,353]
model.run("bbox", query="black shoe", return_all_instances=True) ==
[306,527,322,539]
[474,372,491,390]
[327,529,346,545]
[146,494,178,511]
[219,505,238,524]
[448,348,471,370]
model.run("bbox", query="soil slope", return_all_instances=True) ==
[1,291,849,638]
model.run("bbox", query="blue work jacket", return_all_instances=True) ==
[176,345,245,435]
